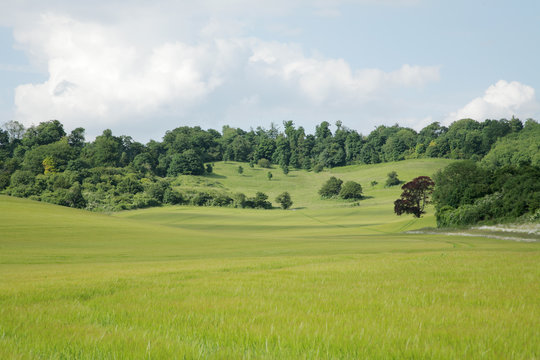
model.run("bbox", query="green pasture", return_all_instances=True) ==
[175,158,452,209]
[0,159,539,359]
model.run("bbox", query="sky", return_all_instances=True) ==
[1,0,539,142]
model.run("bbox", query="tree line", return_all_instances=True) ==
[0,117,538,218]
[392,121,540,225]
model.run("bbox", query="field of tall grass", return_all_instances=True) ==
[1,159,538,358]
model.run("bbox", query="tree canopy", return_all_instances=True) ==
[394,176,435,218]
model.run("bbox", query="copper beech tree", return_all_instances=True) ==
[394,176,435,218]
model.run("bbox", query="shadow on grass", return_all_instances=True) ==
[204,173,227,179]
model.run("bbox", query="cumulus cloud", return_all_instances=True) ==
[10,12,440,137]
[249,42,439,103]
[13,14,234,129]
[446,80,538,123]
[1,0,437,139]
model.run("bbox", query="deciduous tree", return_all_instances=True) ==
[319,176,343,198]
[394,176,435,218]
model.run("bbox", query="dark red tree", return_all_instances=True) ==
[394,176,435,218]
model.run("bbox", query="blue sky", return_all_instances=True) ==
[1,0,539,141]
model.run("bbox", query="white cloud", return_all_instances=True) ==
[13,14,232,129]
[0,0,438,140]
[10,12,440,138]
[249,42,439,103]
[446,80,538,123]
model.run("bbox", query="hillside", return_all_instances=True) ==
[1,158,539,358]
[170,158,453,209]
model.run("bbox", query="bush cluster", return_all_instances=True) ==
[319,176,363,200]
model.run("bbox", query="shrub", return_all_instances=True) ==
[191,192,213,206]
[7,170,38,198]
[0,173,10,190]
[339,181,363,200]
[275,192,293,209]
[132,192,161,209]
[319,176,343,198]
[117,175,143,195]
[385,171,401,187]
[10,170,35,187]
[212,194,233,207]
[257,158,271,168]
[163,188,184,205]
[313,164,324,173]
[232,192,246,208]
[143,180,170,203]
[249,192,272,209]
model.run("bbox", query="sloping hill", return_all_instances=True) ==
[1,158,539,359]
[172,158,453,209]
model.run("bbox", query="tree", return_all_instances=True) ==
[385,171,401,187]
[65,183,87,209]
[275,192,293,209]
[229,136,252,162]
[394,176,435,218]
[82,129,123,167]
[267,171,273,180]
[382,128,417,161]
[68,127,85,148]
[3,121,25,141]
[163,126,221,163]
[237,165,244,174]
[255,138,276,162]
[319,176,343,198]
[167,149,205,176]
[22,139,75,174]
[22,120,66,148]
[42,156,57,174]
[252,192,272,209]
[432,160,489,210]
[480,120,540,168]
[319,141,346,168]
[117,175,143,194]
[339,181,363,200]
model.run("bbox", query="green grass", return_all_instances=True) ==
[177,158,452,209]
[1,159,539,359]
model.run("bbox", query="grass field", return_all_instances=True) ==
[1,159,539,359]
[174,158,453,209]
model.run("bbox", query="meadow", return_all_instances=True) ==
[0,159,539,359]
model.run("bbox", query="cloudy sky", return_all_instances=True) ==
[1,0,539,141]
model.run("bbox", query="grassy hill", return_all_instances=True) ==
[1,159,539,359]
[173,158,452,209]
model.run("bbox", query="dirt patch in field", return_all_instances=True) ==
[407,224,540,243]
